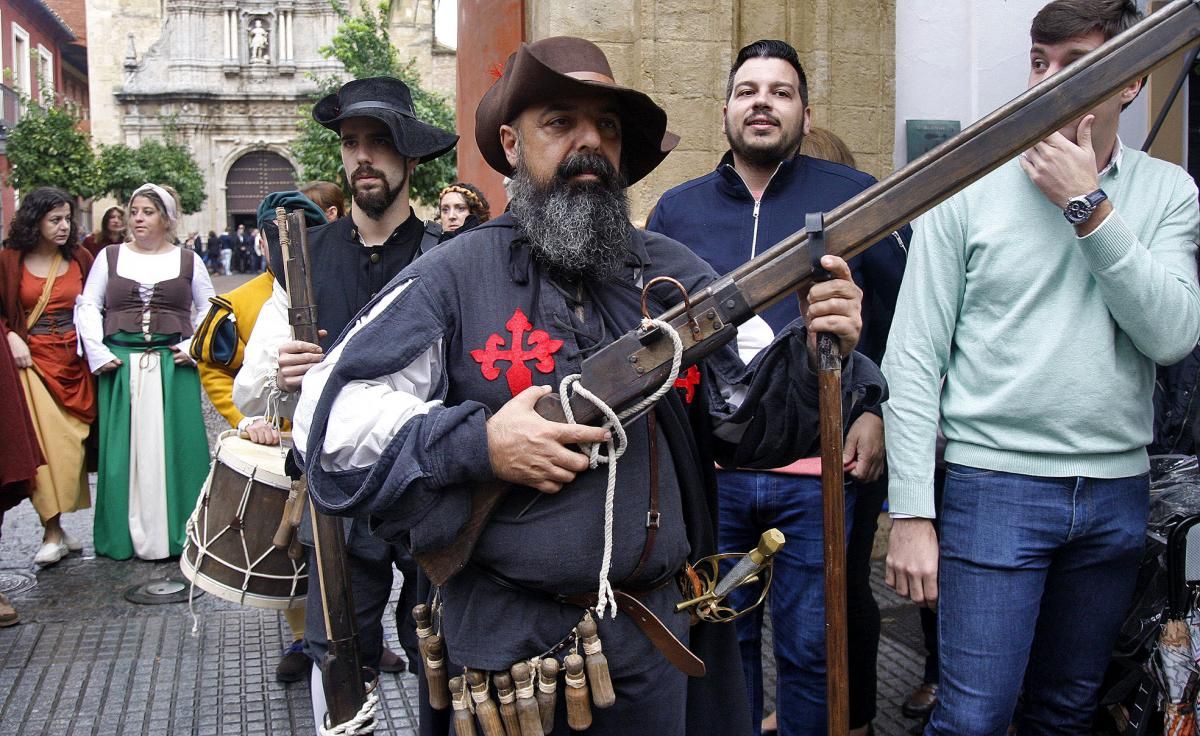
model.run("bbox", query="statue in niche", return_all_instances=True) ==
[248,19,269,62]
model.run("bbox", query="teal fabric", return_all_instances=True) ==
[883,145,1200,517]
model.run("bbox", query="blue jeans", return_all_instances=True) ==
[719,470,854,736]
[928,464,1148,736]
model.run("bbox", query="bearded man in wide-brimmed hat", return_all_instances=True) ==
[294,37,881,736]
[232,75,456,720]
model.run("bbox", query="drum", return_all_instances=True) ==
[180,431,307,609]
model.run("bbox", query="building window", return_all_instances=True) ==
[36,45,52,101]
[434,0,457,50]
[10,24,30,98]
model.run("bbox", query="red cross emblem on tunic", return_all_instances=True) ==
[673,365,701,404]
[471,308,564,397]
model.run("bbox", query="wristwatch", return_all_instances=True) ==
[1063,189,1108,225]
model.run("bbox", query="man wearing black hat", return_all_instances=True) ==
[293,37,881,736]
[233,76,456,721]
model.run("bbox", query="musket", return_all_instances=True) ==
[415,0,1200,587]
[278,208,371,730]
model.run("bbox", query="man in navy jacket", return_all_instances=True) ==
[648,39,908,736]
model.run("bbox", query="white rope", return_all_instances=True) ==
[319,681,380,736]
[558,318,685,619]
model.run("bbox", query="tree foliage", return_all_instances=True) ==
[293,0,456,206]
[96,137,207,214]
[4,100,102,199]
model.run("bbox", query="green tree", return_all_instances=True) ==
[293,0,456,206]
[96,137,207,214]
[4,100,102,199]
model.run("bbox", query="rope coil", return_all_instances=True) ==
[557,317,685,618]
[318,680,380,736]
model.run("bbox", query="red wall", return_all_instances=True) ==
[456,0,524,214]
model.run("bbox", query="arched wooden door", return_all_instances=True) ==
[225,150,296,227]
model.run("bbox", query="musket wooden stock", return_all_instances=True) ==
[280,209,369,729]
[413,0,1200,587]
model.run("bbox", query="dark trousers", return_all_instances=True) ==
[846,476,887,728]
[302,541,420,673]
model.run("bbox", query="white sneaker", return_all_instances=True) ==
[62,532,82,552]
[33,541,68,566]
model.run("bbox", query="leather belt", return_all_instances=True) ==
[561,589,705,678]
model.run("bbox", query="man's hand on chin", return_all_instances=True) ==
[885,517,940,608]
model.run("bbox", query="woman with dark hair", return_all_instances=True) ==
[81,206,126,259]
[437,182,491,240]
[76,183,215,561]
[0,187,96,566]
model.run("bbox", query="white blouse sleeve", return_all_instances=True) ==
[75,249,118,373]
[234,282,293,418]
[293,279,444,471]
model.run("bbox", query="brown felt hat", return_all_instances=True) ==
[475,37,680,185]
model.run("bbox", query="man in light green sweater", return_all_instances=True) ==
[882,1,1200,733]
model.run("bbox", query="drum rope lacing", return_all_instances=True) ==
[319,680,380,736]
[556,317,683,619]
[184,433,306,633]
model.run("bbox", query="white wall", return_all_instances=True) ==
[894,0,1152,169]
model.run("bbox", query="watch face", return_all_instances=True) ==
[1064,199,1092,225]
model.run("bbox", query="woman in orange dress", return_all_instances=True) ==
[0,187,96,566]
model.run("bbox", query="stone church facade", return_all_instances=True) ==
[86,0,452,234]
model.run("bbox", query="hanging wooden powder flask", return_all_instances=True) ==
[413,604,434,656]
[577,615,616,709]
[510,661,544,736]
[465,669,506,736]
[424,634,451,710]
[449,676,477,736]
[563,652,592,731]
[536,657,559,735]
[493,672,523,736]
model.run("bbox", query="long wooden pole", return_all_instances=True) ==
[818,331,848,736]
[278,209,368,729]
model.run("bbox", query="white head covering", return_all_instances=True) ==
[129,182,178,224]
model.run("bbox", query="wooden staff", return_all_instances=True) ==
[278,208,368,729]
[809,212,849,735]
[412,0,1200,587]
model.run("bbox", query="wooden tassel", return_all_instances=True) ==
[424,634,451,710]
[510,661,544,736]
[535,657,559,735]
[493,672,522,736]
[413,604,434,656]
[563,653,592,731]
[466,669,506,736]
[450,676,477,736]
[577,616,615,709]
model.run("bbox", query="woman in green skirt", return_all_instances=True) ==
[76,183,215,560]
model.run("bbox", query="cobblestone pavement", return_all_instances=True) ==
[0,270,928,734]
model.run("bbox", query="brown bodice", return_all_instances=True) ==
[101,245,196,340]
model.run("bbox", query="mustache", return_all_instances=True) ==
[556,153,619,186]
[351,165,386,182]
[744,111,780,126]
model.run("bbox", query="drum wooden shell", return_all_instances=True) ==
[180,431,307,609]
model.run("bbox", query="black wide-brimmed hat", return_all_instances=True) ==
[475,37,679,185]
[313,77,458,163]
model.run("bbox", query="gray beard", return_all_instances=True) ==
[507,165,631,282]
